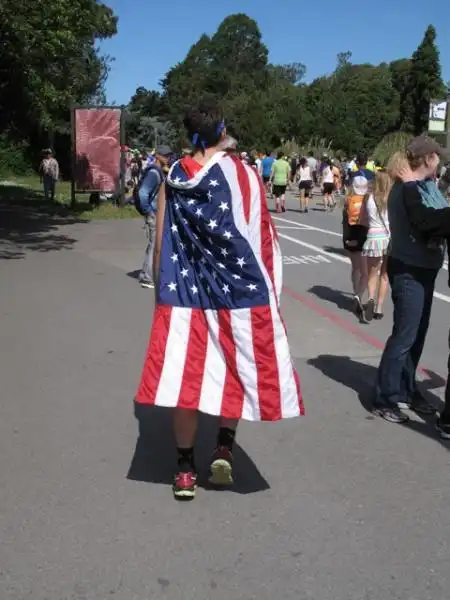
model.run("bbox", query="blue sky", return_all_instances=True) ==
[101,0,450,105]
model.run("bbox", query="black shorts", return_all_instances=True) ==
[299,180,313,197]
[263,175,271,184]
[343,225,368,253]
[273,185,287,197]
[323,182,335,194]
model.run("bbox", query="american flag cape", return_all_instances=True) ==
[136,151,304,421]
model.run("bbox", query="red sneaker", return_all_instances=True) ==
[172,471,197,500]
[209,446,233,486]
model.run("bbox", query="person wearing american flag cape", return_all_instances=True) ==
[136,102,304,500]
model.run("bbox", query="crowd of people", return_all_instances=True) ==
[37,112,450,499]
[128,100,450,501]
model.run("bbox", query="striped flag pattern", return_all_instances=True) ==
[136,152,303,421]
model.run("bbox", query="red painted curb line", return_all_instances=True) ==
[283,285,436,381]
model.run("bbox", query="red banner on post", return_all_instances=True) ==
[74,108,121,192]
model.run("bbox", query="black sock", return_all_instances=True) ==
[217,427,236,451]
[177,447,196,473]
[441,409,450,423]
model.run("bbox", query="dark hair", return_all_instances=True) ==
[308,151,314,157]
[183,101,225,152]
[300,157,308,167]
[277,151,284,160]
[356,152,367,167]
[266,150,271,157]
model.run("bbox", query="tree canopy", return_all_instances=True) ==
[126,15,446,158]
[0,0,118,174]
[400,25,446,135]
[0,10,446,175]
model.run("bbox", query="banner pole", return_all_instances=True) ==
[70,105,76,207]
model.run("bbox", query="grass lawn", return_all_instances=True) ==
[0,175,138,220]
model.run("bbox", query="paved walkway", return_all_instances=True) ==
[1,193,449,600]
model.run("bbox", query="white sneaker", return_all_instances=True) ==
[140,280,154,289]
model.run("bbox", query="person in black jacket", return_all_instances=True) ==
[373,136,450,424]
[396,161,450,438]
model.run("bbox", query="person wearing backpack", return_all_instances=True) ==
[342,174,370,322]
[135,144,173,289]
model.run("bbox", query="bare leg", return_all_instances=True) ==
[349,253,360,296]
[300,187,306,211]
[348,252,367,321]
[376,256,389,313]
[367,257,382,300]
[357,253,368,302]
[304,191,310,211]
[174,408,198,449]
[349,252,367,300]
[281,193,286,211]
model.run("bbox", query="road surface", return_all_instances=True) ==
[0,190,449,600]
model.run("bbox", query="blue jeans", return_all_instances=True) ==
[376,258,438,408]
[43,174,56,201]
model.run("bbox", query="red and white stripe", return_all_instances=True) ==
[136,154,304,422]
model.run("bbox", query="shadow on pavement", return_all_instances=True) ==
[421,369,447,391]
[308,354,449,449]
[0,183,87,260]
[308,285,355,313]
[128,404,270,494]
[308,354,375,413]
[127,269,141,281]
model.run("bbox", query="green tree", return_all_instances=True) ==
[161,14,270,147]
[336,51,352,72]
[128,88,165,117]
[127,115,175,149]
[389,58,411,129]
[132,14,447,157]
[401,25,445,134]
[208,14,268,87]
[0,0,117,172]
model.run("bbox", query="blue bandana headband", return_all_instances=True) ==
[192,120,225,149]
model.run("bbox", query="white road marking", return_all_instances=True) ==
[283,254,331,265]
[278,232,349,263]
[274,217,450,275]
[434,291,450,302]
[277,232,450,304]
[274,215,450,272]
[276,225,308,230]
[273,216,342,237]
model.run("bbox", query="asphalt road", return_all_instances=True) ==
[1,191,449,600]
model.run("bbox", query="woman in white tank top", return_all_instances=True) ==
[361,170,391,321]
